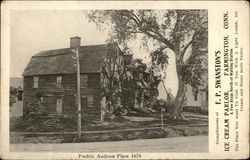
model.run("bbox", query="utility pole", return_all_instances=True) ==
[161,105,164,130]
[74,47,82,139]
[161,80,168,130]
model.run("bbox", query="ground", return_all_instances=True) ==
[10,100,23,117]
[10,136,208,152]
[10,111,208,143]
[9,101,208,152]
[10,98,208,144]
[10,109,208,132]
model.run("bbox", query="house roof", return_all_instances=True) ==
[23,43,120,76]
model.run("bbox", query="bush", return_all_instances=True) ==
[153,99,170,112]
[10,87,18,107]
[109,134,124,141]
[10,95,16,107]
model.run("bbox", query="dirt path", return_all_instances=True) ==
[10,100,23,117]
[10,136,208,152]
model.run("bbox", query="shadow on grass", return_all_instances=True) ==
[10,126,208,143]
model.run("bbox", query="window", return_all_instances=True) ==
[57,76,62,87]
[80,74,88,88]
[34,76,39,88]
[87,96,94,107]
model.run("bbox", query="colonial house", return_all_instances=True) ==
[22,37,124,121]
[183,75,208,112]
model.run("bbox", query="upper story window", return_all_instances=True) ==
[87,96,94,107]
[80,74,88,88]
[34,76,39,88]
[57,76,62,87]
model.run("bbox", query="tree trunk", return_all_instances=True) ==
[169,61,188,120]
[164,37,188,120]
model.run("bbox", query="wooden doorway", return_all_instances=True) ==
[81,96,87,109]
[56,99,63,114]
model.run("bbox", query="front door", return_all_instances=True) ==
[81,96,87,109]
[56,99,63,114]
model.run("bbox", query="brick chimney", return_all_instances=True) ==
[70,36,81,48]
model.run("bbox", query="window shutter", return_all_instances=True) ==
[34,76,39,88]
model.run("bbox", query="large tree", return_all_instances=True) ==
[87,10,208,119]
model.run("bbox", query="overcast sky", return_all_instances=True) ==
[10,10,178,96]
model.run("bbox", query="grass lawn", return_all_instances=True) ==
[10,112,208,143]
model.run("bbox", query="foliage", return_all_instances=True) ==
[88,10,208,118]
[10,86,18,96]
[10,86,18,107]
[24,99,46,116]
[100,44,124,119]
[11,116,76,132]
[150,48,169,79]
[87,9,207,87]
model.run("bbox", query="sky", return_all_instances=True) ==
[10,10,178,96]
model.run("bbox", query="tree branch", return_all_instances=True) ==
[125,10,141,25]
[172,11,182,33]
[139,28,174,49]
[115,10,174,50]
[179,39,193,63]
[115,10,140,26]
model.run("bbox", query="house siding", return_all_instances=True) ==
[183,84,204,107]
[23,76,37,115]
[23,73,101,121]
[183,73,208,108]
[80,74,101,121]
